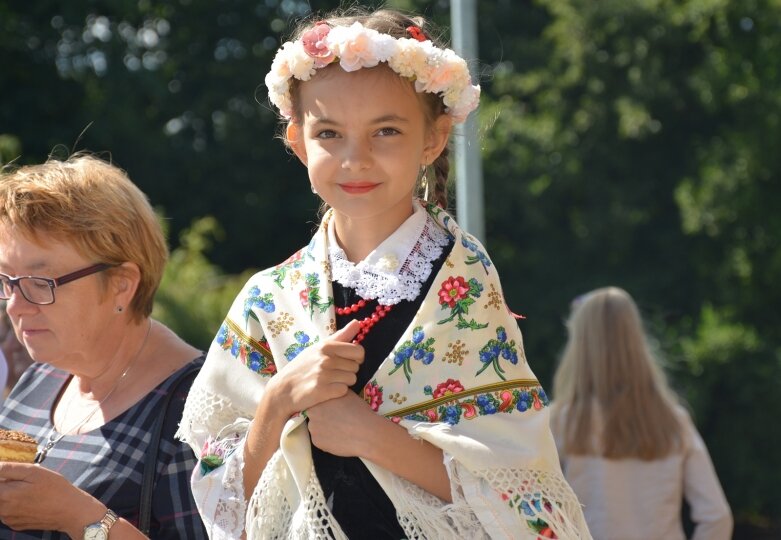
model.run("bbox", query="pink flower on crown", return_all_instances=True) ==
[416,49,467,95]
[301,22,335,68]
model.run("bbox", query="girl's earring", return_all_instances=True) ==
[420,164,430,201]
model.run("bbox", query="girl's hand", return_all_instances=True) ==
[306,391,377,457]
[243,320,365,498]
[0,463,104,536]
[265,319,364,420]
[307,392,455,502]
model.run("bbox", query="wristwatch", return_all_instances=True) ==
[82,509,119,540]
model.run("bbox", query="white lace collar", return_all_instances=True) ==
[328,203,451,305]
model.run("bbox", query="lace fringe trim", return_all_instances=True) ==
[176,384,251,449]
[242,461,588,540]
[467,465,589,540]
[247,455,350,540]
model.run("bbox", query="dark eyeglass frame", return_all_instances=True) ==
[0,263,116,305]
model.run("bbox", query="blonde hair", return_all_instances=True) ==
[0,154,168,321]
[552,287,683,460]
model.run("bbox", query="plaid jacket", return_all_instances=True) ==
[0,358,207,539]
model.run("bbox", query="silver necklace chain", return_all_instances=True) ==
[34,320,153,464]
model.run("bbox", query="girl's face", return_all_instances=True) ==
[287,65,450,231]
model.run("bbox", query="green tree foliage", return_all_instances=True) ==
[1,0,325,272]
[478,0,780,533]
[0,135,22,166]
[154,215,255,350]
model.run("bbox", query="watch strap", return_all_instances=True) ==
[83,508,119,539]
[101,509,119,530]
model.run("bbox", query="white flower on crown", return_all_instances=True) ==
[264,21,480,123]
[327,23,398,72]
[388,38,434,80]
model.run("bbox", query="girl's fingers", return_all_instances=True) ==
[332,369,358,387]
[322,340,365,364]
[329,319,362,343]
[326,357,362,373]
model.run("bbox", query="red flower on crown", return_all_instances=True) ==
[406,25,427,42]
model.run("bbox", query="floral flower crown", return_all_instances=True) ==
[264,21,481,123]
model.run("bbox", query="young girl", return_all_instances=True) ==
[551,287,732,540]
[179,8,590,539]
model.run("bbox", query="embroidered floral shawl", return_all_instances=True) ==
[178,203,591,540]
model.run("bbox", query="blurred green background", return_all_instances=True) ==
[2,0,779,536]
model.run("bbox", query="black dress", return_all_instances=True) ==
[311,240,452,539]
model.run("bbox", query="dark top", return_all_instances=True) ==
[312,240,453,539]
[0,357,208,539]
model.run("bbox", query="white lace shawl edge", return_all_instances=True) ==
[194,438,590,540]
[179,388,590,540]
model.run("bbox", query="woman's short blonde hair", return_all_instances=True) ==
[0,154,168,321]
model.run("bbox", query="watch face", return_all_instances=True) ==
[83,527,107,540]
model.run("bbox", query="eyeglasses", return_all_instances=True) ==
[0,263,115,306]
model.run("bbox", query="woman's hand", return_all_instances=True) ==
[0,463,104,536]
[265,319,364,419]
[306,391,377,457]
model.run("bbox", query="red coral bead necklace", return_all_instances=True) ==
[336,299,394,343]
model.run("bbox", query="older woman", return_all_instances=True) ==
[0,155,207,539]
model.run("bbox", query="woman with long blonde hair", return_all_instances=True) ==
[552,286,732,540]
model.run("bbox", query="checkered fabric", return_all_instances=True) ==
[0,358,207,539]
